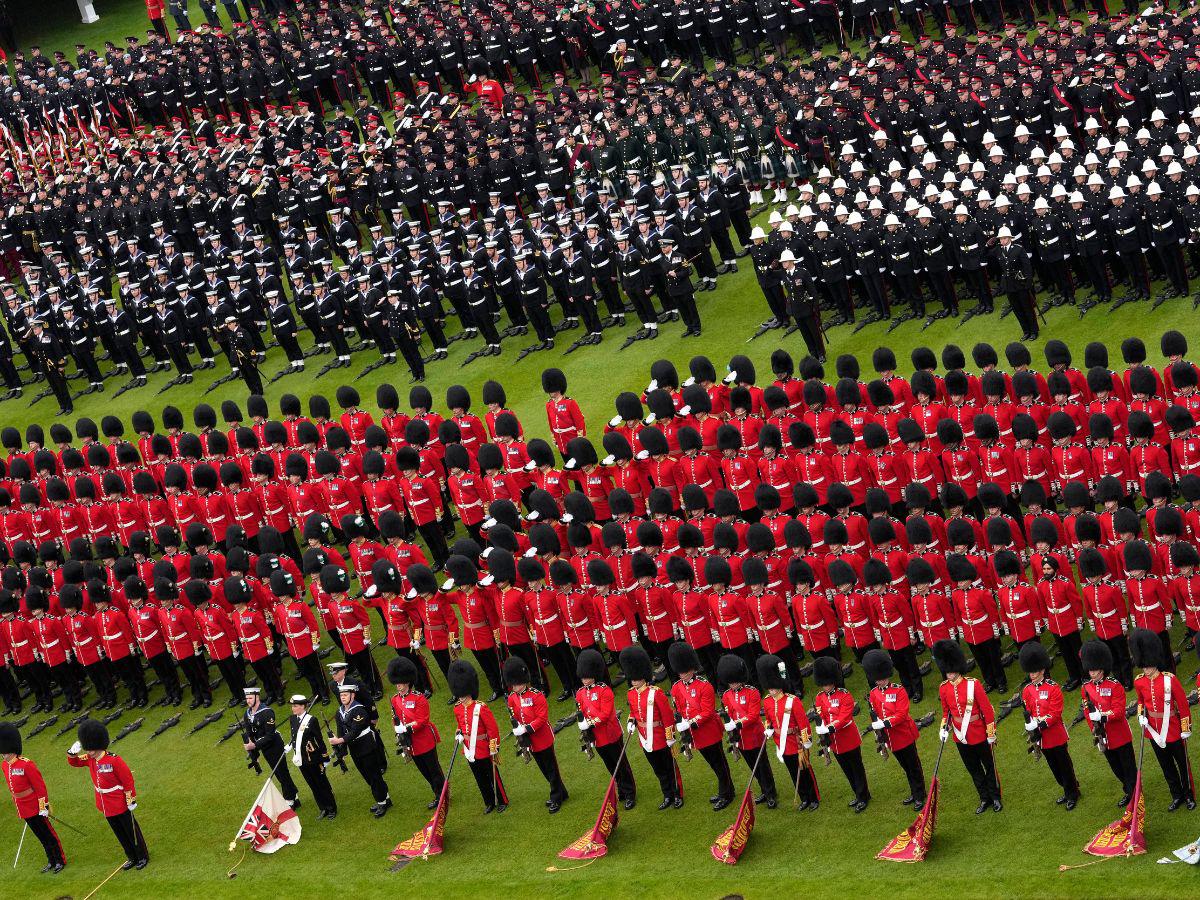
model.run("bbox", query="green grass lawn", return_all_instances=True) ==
[9,3,1200,897]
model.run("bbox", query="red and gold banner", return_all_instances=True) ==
[711,790,755,865]
[877,775,940,863]
[558,778,620,860]
[1085,772,1146,858]
[389,782,450,860]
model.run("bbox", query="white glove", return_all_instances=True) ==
[1138,714,1149,729]
[676,718,692,732]
[37,808,48,817]
[627,720,637,734]
[283,743,292,752]
[815,723,829,735]
[723,371,737,384]
[643,413,657,425]
[411,639,422,651]
[938,728,949,742]
[513,724,527,736]
[764,727,775,739]
[1089,710,1102,722]
[987,736,996,745]
[524,460,537,471]
[577,719,590,731]
[635,449,649,460]
[678,405,691,416]
[647,379,658,392]
[455,732,465,744]
[601,454,616,466]
[395,722,408,734]
[682,376,695,387]
[128,801,138,811]
[871,720,884,731]
[68,741,82,755]
[1024,720,1038,732]
[802,740,813,749]
[608,415,622,428]
[666,738,676,748]
[724,720,737,732]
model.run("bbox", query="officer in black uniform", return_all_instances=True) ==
[60,304,104,394]
[242,686,301,809]
[28,319,72,414]
[287,694,338,819]
[991,226,1038,341]
[663,239,701,337]
[226,316,264,395]
[332,681,392,817]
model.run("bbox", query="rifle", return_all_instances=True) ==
[1082,686,1108,753]
[232,713,263,774]
[510,713,533,764]
[576,708,596,760]
[26,716,58,739]
[394,720,414,761]
[719,709,742,762]
[189,710,226,736]
[864,694,889,761]
[1020,700,1043,763]
[1067,701,1087,731]
[217,721,242,745]
[148,713,182,740]
[55,713,89,738]
[111,717,144,743]
[672,711,694,762]
[816,712,833,766]
[323,715,349,773]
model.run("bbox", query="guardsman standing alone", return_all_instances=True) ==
[68,720,149,870]
[1,722,65,873]
[934,639,1001,814]
[449,659,507,813]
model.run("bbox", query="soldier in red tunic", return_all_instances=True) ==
[621,645,682,810]
[668,641,733,811]
[575,648,636,809]
[450,660,506,813]
[758,653,819,811]
[718,653,777,808]
[1080,640,1137,805]
[934,639,1001,814]
[1131,628,1195,810]
[1018,642,1079,810]
[863,649,926,810]
[1,722,64,873]
[68,720,148,869]
[813,655,871,811]
[504,655,569,813]
[386,657,444,808]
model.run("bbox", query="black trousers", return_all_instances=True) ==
[894,742,926,804]
[412,747,446,800]
[177,653,211,702]
[834,746,871,803]
[532,745,569,804]
[147,652,181,701]
[741,743,777,799]
[416,521,449,569]
[539,641,577,694]
[112,656,147,704]
[249,656,283,701]
[1052,631,1083,684]
[473,647,504,696]
[343,649,379,698]
[106,810,148,864]
[892,645,923,699]
[697,740,735,802]
[1151,738,1193,802]
[165,342,193,374]
[780,752,820,804]
[643,746,681,801]
[298,761,337,813]
[1104,742,1138,796]
[46,662,82,708]
[507,643,546,691]
[1007,288,1039,337]
[674,290,701,332]
[1102,635,1133,689]
[968,638,1007,691]
[292,651,326,700]
[260,738,299,802]
[597,739,637,802]
[468,755,507,807]
[1042,743,1080,801]
[25,814,64,865]
[350,747,390,803]
[83,660,117,703]
[955,740,1001,802]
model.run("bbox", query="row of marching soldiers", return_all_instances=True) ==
[297,624,1199,826]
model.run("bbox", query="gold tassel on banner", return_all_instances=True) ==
[545,858,600,873]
